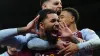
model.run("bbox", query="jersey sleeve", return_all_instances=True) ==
[77,28,100,50]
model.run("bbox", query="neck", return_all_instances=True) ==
[69,23,78,33]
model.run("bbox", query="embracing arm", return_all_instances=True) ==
[0,28,18,41]
[77,29,100,50]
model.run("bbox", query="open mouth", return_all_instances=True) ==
[51,30,59,37]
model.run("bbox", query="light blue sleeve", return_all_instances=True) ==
[0,28,35,50]
[0,28,17,42]
[27,37,50,50]
[80,28,99,40]
[0,35,29,50]
[27,33,56,50]
[77,28,100,50]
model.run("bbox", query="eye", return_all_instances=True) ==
[59,16,64,19]
[54,2,59,5]
[51,19,56,22]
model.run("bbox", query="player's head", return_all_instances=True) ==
[40,0,62,13]
[59,7,79,26]
[37,9,60,44]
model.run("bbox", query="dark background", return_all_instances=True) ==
[0,0,100,30]
[0,0,100,55]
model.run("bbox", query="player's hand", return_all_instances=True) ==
[57,42,79,56]
[56,40,69,49]
[58,21,73,41]
[26,15,40,34]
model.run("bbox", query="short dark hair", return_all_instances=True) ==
[40,0,49,6]
[62,7,79,23]
[37,9,57,29]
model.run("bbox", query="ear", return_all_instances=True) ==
[42,3,46,9]
[70,16,75,22]
[39,22,44,30]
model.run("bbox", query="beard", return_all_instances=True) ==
[57,9,62,15]
[45,30,58,45]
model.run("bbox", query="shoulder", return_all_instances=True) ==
[80,28,95,36]
[79,28,99,40]
[80,28,94,33]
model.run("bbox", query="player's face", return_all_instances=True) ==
[59,11,73,26]
[42,13,59,37]
[40,13,60,44]
[42,0,62,13]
